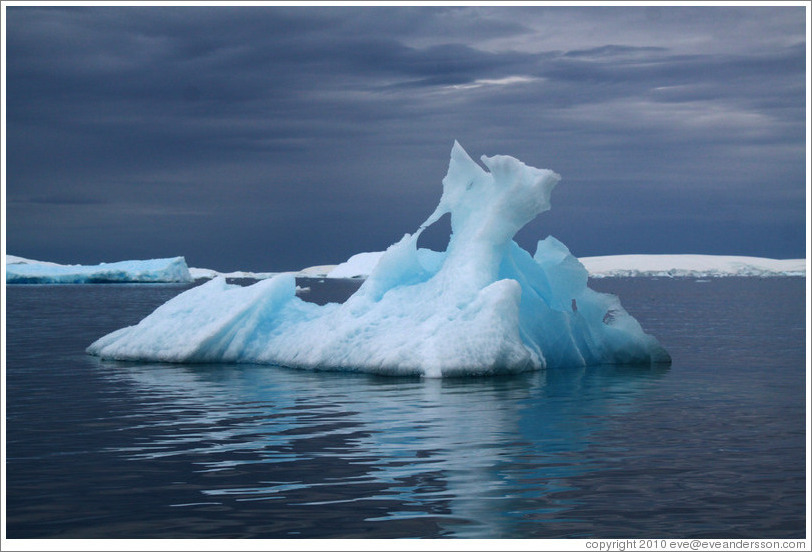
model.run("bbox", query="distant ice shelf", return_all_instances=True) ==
[580,254,806,278]
[5,255,193,284]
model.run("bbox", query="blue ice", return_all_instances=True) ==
[7,256,193,284]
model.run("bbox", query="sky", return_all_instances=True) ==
[3,3,808,272]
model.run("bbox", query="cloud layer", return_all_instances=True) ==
[5,6,807,271]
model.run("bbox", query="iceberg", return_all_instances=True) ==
[6,256,193,284]
[88,142,670,377]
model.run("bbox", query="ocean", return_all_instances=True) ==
[4,277,807,539]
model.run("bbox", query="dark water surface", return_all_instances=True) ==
[4,277,807,538]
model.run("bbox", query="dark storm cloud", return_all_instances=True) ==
[4,5,807,271]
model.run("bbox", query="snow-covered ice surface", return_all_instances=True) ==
[88,142,670,377]
[6,256,193,284]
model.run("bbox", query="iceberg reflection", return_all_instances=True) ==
[95,360,669,537]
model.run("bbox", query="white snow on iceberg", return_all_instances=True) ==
[326,251,385,279]
[88,142,670,377]
[326,250,444,279]
[325,252,381,279]
[6,256,193,284]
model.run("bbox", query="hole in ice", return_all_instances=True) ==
[416,212,452,253]
[603,309,619,325]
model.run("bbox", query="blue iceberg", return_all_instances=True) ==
[88,143,670,377]
[6,256,193,284]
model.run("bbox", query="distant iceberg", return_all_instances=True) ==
[187,266,279,281]
[88,142,670,377]
[6,255,193,284]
